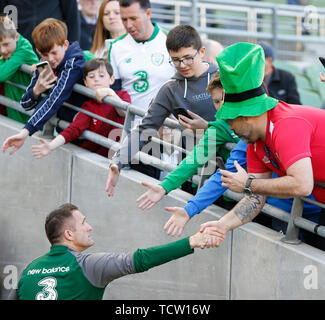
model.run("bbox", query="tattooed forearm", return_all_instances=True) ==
[233,194,266,224]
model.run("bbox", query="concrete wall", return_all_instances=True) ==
[0,115,324,300]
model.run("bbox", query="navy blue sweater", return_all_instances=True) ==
[21,41,85,135]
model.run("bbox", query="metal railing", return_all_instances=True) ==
[13,66,209,185]
[151,0,325,60]
[1,64,324,248]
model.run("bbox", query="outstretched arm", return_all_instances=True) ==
[200,170,270,246]
[136,182,167,210]
[3,128,29,155]
[162,141,248,237]
[200,192,266,247]
[31,135,66,159]
[133,232,220,273]
[105,164,120,197]
[80,231,221,288]
[221,158,313,198]
[163,207,190,237]
[200,167,268,248]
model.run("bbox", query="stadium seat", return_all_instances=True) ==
[273,60,302,75]
[310,0,325,8]
[294,74,313,91]
[261,0,286,4]
[298,88,323,108]
[304,63,325,102]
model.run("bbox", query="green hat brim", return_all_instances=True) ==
[216,94,278,120]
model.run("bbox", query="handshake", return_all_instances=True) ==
[189,221,227,249]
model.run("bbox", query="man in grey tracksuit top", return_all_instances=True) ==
[9,203,213,300]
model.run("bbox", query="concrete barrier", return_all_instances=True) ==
[0,116,73,299]
[70,152,231,300]
[0,116,324,299]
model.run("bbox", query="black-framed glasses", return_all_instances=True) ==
[169,51,199,67]
[264,145,280,170]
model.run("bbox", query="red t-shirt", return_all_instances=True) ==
[247,101,325,203]
[60,90,130,157]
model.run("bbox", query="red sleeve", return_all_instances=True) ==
[272,117,312,171]
[116,90,131,103]
[60,102,92,143]
[110,109,125,126]
[247,143,270,174]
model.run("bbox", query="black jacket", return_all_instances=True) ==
[0,0,80,45]
[79,12,96,50]
[265,67,301,104]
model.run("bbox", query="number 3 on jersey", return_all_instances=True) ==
[36,277,58,300]
[133,70,149,93]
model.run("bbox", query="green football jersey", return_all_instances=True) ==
[11,238,194,300]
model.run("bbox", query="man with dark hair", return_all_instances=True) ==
[105,24,239,197]
[120,0,151,10]
[199,42,325,249]
[165,24,202,52]
[9,203,216,300]
[109,0,175,121]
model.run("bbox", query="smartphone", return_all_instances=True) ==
[319,57,325,68]
[36,61,56,84]
[216,156,226,170]
[175,108,193,120]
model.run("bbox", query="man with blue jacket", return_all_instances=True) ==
[2,18,86,155]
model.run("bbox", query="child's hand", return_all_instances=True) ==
[33,69,57,98]
[163,207,190,237]
[30,64,37,73]
[3,129,29,155]
[95,87,118,102]
[31,138,52,159]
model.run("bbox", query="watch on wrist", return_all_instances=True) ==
[243,175,255,196]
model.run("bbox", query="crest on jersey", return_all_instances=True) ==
[151,53,164,66]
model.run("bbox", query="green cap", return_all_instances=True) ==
[216,42,278,120]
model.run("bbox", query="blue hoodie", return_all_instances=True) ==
[185,140,321,218]
[21,41,85,135]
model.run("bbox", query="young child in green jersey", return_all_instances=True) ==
[0,15,39,123]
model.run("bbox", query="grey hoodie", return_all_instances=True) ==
[112,62,219,169]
